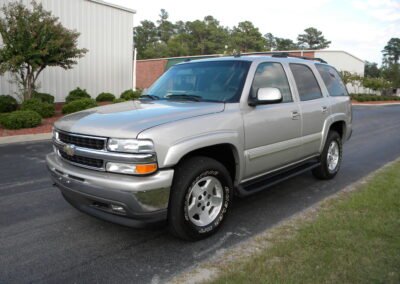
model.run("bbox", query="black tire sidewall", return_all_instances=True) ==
[168,156,233,240]
[322,132,342,177]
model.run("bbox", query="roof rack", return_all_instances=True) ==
[271,52,327,64]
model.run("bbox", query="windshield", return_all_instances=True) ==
[145,60,251,103]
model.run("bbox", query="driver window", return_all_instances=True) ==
[251,62,293,103]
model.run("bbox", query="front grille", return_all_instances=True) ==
[59,150,104,168]
[58,132,105,150]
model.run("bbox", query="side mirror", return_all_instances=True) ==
[249,87,283,106]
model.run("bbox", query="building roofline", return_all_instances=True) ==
[87,0,136,14]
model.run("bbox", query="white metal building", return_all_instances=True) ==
[0,0,135,102]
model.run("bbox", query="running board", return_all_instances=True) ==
[236,159,320,197]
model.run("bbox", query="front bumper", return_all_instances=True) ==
[46,152,174,227]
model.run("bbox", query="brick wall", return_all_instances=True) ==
[136,59,168,89]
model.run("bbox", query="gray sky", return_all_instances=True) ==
[107,0,400,64]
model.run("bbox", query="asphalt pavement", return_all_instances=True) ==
[1,105,400,283]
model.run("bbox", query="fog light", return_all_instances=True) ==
[111,204,126,214]
[106,162,158,175]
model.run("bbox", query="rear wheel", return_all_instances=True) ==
[313,131,342,180]
[168,156,233,241]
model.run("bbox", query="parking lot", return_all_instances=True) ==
[1,105,400,283]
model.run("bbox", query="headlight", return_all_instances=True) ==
[106,162,158,175]
[53,128,59,140]
[107,139,154,153]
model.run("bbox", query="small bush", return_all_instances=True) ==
[62,98,97,114]
[120,89,141,100]
[0,95,18,113]
[32,92,55,104]
[1,110,41,129]
[21,98,55,118]
[113,98,127,104]
[96,92,115,102]
[66,87,91,103]
[0,113,9,126]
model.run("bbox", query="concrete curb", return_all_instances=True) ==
[0,133,52,145]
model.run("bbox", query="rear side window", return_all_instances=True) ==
[251,62,292,103]
[290,64,323,101]
[316,64,348,96]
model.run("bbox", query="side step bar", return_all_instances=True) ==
[236,158,320,197]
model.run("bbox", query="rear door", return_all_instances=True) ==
[288,63,330,157]
[243,62,302,179]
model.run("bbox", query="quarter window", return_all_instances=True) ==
[316,64,348,96]
[290,64,323,101]
[251,62,293,103]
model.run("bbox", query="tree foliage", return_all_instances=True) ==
[382,38,400,64]
[297,27,331,50]
[364,61,380,78]
[0,1,87,100]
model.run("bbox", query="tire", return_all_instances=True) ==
[168,156,233,241]
[313,131,342,180]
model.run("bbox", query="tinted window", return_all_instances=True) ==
[147,60,251,103]
[251,62,292,103]
[316,64,348,96]
[290,64,323,101]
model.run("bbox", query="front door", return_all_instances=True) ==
[243,62,302,179]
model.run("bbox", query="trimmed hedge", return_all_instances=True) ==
[96,92,115,102]
[351,94,400,102]
[62,98,97,114]
[0,95,18,113]
[120,89,141,100]
[1,110,41,129]
[32,92,55,104]
[0,113,9,125]
[21,98,55,118]
[66,87,91,103]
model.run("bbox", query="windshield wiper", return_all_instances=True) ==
[140,94,160,100]
[165,94,202,102]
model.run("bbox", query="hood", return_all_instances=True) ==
[55,100,225,138]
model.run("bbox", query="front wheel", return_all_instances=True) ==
[313,131,342,180]
[168,156,233,241]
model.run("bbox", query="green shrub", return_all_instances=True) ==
[0,95,18,113]
[62,98,97,114]
[32,92,55,104]
[0,113,9,126]
[21,98,55,118]
[96,92,115,102]
[1,110,41,129]
[65,87,91,103]
[120,89,141,100]
[113,98,127,103]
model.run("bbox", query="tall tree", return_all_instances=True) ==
[275,37,299,51]
[381,38,400,88]
[157,9,175,44]
[0,1,87,100]
[264,33,276,51]
[364,61,380,78]
[297,27,331,50]
[230,21,266,52]
[382,38,400,64]
[134,20,159,59]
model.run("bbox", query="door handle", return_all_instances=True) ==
[322,106,328,113]
[291,111,300,120]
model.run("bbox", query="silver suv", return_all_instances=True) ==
[47,55,352,240]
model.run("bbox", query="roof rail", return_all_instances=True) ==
[271,52,327,64]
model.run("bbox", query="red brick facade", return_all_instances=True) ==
[136,59,168,89]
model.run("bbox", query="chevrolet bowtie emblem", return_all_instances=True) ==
[63,144,76,156]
